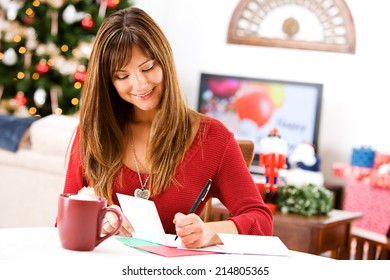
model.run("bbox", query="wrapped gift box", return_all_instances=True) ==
[351,147,375,168]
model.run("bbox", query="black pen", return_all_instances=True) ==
[174,179,212,241]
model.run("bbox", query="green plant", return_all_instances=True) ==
[276,184,334,216]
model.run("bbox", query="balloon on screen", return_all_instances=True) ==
[208,79,241,98]
[235,90,273,127]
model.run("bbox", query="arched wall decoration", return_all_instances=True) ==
[227,0,356,54]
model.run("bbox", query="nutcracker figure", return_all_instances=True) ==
[259,128,288,204]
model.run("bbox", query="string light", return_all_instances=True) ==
[74,82,82,89]
[32,73,40,80]
[17,72,25,79]
[19,47,27,54]
[13,35,22,43]
[25,8,34,17]
[29,107,37,115]
[55,108,63,115]
[71,98,79,105]
[32,0,41,7]
[61,45,69,52]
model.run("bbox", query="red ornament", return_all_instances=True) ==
[73,70,87,83]
[35,61,50,74]
[107,0,119,9]
[22,15,35,25]
[81,17,94,29]
[14,93,27,106]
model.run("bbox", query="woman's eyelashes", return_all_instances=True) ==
[114,63,155,80]
[115,74,129,80]
[142,62,155,72]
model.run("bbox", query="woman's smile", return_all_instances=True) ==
[130,87,154,99]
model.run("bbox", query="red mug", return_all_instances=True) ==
[57,193,123,251]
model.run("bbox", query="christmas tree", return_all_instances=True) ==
[0,0,133,117]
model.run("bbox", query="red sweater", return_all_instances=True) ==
[63,117,273,235]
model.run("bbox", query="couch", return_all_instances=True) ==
[0,114,79,228]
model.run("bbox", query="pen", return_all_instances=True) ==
[174,179,212,241]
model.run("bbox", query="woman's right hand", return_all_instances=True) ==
[102,204,133,237]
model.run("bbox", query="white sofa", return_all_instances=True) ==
[0,114,79,228]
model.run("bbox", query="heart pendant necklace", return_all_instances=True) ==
[131,139,151,200]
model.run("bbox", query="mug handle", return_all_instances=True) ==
[96,207,123,247]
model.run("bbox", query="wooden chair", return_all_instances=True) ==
[351,227,390,260]
[202,139,255,222]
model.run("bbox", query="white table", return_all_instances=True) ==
[0,227,331,280]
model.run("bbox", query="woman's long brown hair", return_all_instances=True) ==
[79,7,196,204]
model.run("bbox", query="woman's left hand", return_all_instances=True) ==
[173,212,217,248]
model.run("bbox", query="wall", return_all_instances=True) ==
[134,0,390,184]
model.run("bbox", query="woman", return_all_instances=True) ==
[63,7,273,248]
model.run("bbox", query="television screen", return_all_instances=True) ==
[197,73,322,172]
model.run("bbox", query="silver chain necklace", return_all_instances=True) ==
[131,139,151,200]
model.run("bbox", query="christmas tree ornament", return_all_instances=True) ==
[81,16,94,29]
[50,86,60,113]
[62,5,86,24]
[33,87,47,108]
[35,60,50,74]
[98,0,107,18]
[74,42,93,59]
[2,48,18,66]
[25,28,38,50]
[107,0,120,9]
[50,10,59,36]
[21,13,34,24]
[14,92,27,106]
[23,51,32,79]
[73,68,87,83]
[6,1,22,21]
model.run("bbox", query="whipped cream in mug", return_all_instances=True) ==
[69,186,98,201]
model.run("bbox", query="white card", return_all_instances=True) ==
[217,233,291,256]
[117,193,179,247]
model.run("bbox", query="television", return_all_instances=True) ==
[197,73,323,173]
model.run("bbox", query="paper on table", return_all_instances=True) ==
[217,234,291,256]
[117,193,180,247]
[117,193,291,257]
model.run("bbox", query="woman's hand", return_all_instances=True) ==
[173,212,219,248]
[102,204,133,237]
